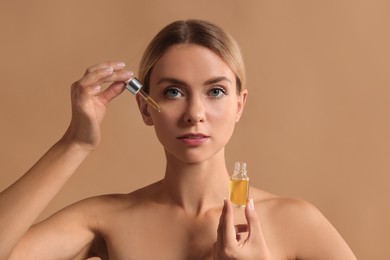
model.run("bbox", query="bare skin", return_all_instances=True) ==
[2,45,356,260]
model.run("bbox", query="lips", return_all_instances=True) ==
[177,133,210,145]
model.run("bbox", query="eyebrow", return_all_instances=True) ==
[156,76,232,86]
[156,77,187,86]
[204,76,232,85]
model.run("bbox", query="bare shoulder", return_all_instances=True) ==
[75,180,163,209]
[249,187,325,234]
[71,181,164,224]
[8,191,139,260]
[251,188,322,221]
[250,187,356,259]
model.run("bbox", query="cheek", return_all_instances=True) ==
[206,101,237,123]
[156,101,184,116]
[151,111,179,140]
[208,104,239,142]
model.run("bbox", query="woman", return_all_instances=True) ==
[1,20,356,259]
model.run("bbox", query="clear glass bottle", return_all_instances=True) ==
[229,162,249,207]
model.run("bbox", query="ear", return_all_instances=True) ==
[235,89,248,122]
[136,94,154,126]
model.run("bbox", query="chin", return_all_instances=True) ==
[164,147,225,165]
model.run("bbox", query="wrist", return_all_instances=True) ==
[59,126,100,152]
[57,134,96,157]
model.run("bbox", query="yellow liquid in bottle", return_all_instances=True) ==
[229,179,249,207]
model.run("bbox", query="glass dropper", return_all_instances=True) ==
[124,77,161,112]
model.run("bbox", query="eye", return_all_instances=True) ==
[208,87,226,98]
[164,87,184,98]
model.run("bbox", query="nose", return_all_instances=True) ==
[183,96,205,124]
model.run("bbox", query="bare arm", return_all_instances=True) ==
[297,200,357,259]
[0,140,90,259]
[277,198,357,260]
[0,61,132,259]
[8,196,100,260]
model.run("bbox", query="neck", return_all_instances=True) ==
[160,151,230,215]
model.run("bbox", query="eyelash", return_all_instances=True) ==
[163,86,227,99]
[208,87,227,98]
[164,87,183,98]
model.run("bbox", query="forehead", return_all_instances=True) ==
[150,44,235,84]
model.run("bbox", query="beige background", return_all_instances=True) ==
[0,1,389,259]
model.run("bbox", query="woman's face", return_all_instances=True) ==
[137,44,247,163]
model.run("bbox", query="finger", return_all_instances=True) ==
[97,70,133,86]
[224,199,238,247]
[77,66,114,92]
[98,81,126,105]
[216,199,227,247]
[78,68,132,94]
[84,61,126,75]
[245,198,263,243]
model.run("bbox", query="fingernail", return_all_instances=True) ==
[123,71,133,77]
[104,66,113,73]
[249,198,255,210]
[116,62,126,67]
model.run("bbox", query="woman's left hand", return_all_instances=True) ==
[213,199,273,260]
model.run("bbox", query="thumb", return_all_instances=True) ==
[245,198,264,243]
[98,81,126,105]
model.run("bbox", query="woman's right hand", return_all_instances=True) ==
[1,62,132,260]
[62,61,133,150]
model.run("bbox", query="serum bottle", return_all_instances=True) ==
[229,162,249,207]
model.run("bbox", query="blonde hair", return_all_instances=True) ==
[138,19,246,94]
